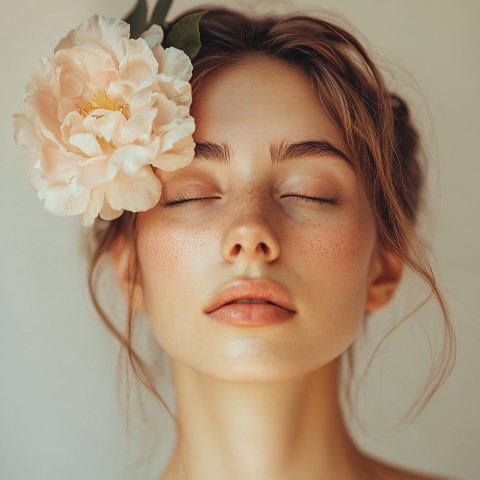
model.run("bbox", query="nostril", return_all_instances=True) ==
[259,242,269,254]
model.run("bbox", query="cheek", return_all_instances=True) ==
[136,217,221,300]
[136,220,202,330]
[287,223,374,360]
[288,223,367,269]
[289,222,374,322]
[139,219,204,272]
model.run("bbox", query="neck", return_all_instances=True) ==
[160,357,371,480]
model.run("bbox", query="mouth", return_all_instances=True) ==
[224,299,276,306]
[204,278,297,314]
[204,278,297,326]
[207,301,295,326]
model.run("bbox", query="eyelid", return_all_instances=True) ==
[279,185,339,199]
[281,193,340,205]
[157,192,220,208]
[277,178,334,192]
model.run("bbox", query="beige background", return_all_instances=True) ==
[1,0,479,479]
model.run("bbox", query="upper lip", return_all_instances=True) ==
[204,278,297,314]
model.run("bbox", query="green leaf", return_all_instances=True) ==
[122,0,148,39]
[150,0,173,28]
[165,12,208,60]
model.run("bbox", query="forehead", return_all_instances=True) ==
[190,56,346,152]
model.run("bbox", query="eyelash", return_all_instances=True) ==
[158,194,339,208]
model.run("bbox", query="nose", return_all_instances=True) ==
[221,215,281,264]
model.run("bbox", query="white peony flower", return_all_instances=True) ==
[13,15,196,225]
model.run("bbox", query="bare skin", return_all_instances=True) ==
[158,358,452,480]
[158,360,452,480]
[112,55,452,480]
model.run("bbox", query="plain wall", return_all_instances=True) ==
[1,0,479,479]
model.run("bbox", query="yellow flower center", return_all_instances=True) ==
[76,91,131,153]
[77,90,131,119]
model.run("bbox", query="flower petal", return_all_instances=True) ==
[56,64,84,99]
[69,133,103,156]
[26,90,63,145]
[159,116,195,153]
[76,155,110,187]
[61,111,85,144]
[118,108,157,145]
[119,37,159,84]
[109,139,160,174]
[162,47,193,82]
[39,143,78,183]
[105,166,161,212]
[99,200,123,221]
[13,108,39,150]
[141,24,164,49]
[154,134,196,171]
[154,73,192,105]
[87,111,126,143]
[39,182,90,217]
[54,15,130,66]
[80,185,106,225]
[151,92,177,126]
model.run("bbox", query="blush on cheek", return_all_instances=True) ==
[138,224,180,273]
[137,219,222,275]
[288,225,365,266]
[138,223,197,274]
[136,222,202,316]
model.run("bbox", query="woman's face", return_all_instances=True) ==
[134,56,380,381]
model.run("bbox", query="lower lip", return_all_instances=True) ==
[207,303,295,326]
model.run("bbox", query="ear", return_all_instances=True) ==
[111,234,145,312]
[365,243,404,312]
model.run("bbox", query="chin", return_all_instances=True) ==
[174,343,338,384]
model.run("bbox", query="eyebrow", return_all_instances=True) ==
[193,139,354,169]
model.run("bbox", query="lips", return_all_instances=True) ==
[204,278,297,314]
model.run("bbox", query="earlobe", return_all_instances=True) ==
[111,235,145,312]
[365,245,404,312]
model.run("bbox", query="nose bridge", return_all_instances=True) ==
[220,183,280,264]
[234,182,270,215]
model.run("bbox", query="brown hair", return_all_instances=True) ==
[85,5,455,436]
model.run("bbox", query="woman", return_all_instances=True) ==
[14,3,456,480]
[95,7,456,480]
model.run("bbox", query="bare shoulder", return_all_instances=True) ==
[366,456,456,480]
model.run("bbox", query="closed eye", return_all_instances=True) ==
[281,194,339,205]
[157,196,220,208]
